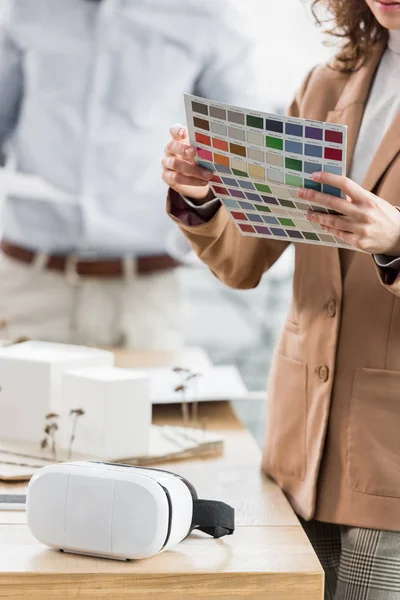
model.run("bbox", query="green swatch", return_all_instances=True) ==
[285,157,302,172]
[232,168,248,178]
[255,205,271,213]
[254,183,272,193]
[247,115,264,129]
[304,179,322,192]
[278,218,295,227]
[303,232,319,241]
[266,136,284,151]
[279,199,296,208]
[285,174,302,187]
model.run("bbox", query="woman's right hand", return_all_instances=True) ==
[162,124,214,202]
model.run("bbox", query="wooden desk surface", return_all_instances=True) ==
[0,401,323,600]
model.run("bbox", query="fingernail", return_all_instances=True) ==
[312,172,321,181]
[297,189,306,198]
[185,147,195,157]
[203,170,213,179]
[307,211,314,221]
[178,128,186,138]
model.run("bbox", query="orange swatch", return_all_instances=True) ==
[213,153,230,167]
[212,138,229,152]
[195,132,211,146]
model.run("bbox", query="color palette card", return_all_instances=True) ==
[184,94,352,250]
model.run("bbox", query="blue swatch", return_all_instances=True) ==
[323,184,341,197]
[247,213,264,223]
[286,123,303,137]
[245,192,262,202]
[238,180,255,190]
[305,144,323,158]
[222,177,238,187]
[198,160,216,171]
[304,162,322,174]
[270,227,288,237]
[262,216,279,225]
[285,140,303,155]
[265,118,284,133]
[223,199,240,209]
[238,201,254,210]
[324,165,342,175]
[214,163,231,174]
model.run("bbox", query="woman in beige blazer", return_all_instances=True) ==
[162,0,400,597]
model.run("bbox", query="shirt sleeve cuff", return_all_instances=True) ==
[373,254,400,286]
[168,190,221,227]
[374,254,400,269]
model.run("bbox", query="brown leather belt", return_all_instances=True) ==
[0,240,181,277]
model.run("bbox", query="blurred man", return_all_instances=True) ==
[0,0,266,349]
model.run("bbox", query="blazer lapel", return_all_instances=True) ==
[362,111,400,193]
[325,43,386,180]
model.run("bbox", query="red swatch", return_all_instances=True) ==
[325,130,343,144]
[239,224,254,233]
[212,138,229,152]
[231,212,248,221]
[211,175,223,183]
[195,132,211,146]
[213,186,229,196]
[197,147,213,161]
[324,147,342,161]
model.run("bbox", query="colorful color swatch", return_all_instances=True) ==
[185,94,353,250]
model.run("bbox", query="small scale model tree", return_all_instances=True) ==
[68,408,85,459]
[172,367,201,426]
[40,412,59,460]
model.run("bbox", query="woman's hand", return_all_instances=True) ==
[162,124,214,202]
[298,172,400,255]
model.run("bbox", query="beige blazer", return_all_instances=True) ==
[168,43,400,531]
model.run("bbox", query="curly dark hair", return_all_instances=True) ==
[312,0,388,73]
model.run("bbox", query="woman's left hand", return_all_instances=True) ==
[297,172,400,255]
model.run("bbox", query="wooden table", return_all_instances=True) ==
[0,401,323,600]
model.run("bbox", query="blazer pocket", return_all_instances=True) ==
[348,367,400,497]
[265,353,307,481]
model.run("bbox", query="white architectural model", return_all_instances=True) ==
[0,342,113,443]
[0,342,151,459]
[62,367,150,458]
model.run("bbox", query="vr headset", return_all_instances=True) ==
[27,461,235,560]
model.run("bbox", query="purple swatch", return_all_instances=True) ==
[305,126,323,141]
[261,195,279,205]
[255,226,271,235]
[229,189,246,199]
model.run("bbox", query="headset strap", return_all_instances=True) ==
[191,499,235,539]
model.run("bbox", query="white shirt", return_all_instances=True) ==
[0,0,267,257]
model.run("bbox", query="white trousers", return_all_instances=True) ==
[0,255,184,350]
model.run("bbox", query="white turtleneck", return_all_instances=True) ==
[350,29,400,186]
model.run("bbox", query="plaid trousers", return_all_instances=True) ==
[300,519,400,600]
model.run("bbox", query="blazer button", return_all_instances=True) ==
[317,365,329,382]
[326,300,336,318]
